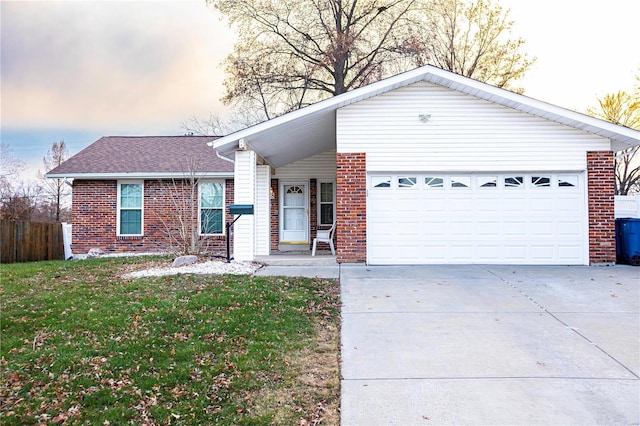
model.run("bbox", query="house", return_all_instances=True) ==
[48,65,640,265]
[211,65,640,265]
[46,136,234,255]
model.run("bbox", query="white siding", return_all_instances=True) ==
[254,165,271,255]
[233,150,256,261]
[337,82,610,172]
[274,149,336,179]
[615,195,640,218]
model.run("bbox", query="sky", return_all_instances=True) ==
[1,0,639,182]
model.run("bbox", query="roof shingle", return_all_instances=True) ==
[47,136,233,176]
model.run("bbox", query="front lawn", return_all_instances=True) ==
[0,257,340,425]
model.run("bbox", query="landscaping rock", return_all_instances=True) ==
[172,255,198,268]
[87,248,106,258]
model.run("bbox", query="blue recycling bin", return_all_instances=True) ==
[616,218,640,266]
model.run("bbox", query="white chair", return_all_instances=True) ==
[312,221,336,256]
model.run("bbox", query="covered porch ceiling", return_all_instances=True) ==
[212,65,640,168]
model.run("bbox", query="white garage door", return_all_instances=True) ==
[367,173,587,265]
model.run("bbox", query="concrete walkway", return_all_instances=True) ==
[340,265,640,425]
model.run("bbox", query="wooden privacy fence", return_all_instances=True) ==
[1,220,65,263]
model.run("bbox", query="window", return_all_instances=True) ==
[451,176,471,188]
[478,176,497,188]
[504,176,524,188]
[200,181,224,235]
[424,176,444,189]
[371,176,391,188]
[531,176,551,187]
[118,181,143,236]
[318,181,335,226]
[398,176,417,188]
[557,175,578,187]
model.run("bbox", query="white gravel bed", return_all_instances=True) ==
[121,260,262,279]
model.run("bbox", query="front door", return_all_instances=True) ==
[281,183,308,243]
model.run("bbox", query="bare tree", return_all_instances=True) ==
[1,143,25,202]
[210,0,421,119]
[400,0,535,93]
[207,0,534,119]
[181,112,248,137]
[39,140,71,222]
[0,182,42,221]
[587,74,640,195]
[154,156,219,256]
[0,143,25,179]
[1,144,30,220]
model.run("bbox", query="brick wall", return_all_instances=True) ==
[71,179,233,255]
[587,151,616,264]
[270,179,279,252]
[309,178,317,250]
[336,153,366,263]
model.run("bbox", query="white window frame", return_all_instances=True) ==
[117,180,144,236]
[450,176,472,189]
[397,176,418,189]
[317,180,336,226]
[199,180,225,236]
[424,176,445,189]
[370,175,392,189]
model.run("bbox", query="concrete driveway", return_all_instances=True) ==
[340,265,640,425]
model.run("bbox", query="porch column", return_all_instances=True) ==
[233,150,256,261]
[254,165,271,255]
[336,152,367,263]
[587,151,616,264]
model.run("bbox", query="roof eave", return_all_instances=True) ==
[44,172,235,180]
[212,65,640,160]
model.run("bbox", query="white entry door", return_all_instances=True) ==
[281,183,308,243]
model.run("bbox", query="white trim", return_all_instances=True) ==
[279,181,309,243]
[45,172,233,180]
[254,165,271,255]
[117,180,144,236]
[233,150,256,261]
[213,65,640,165]
[198,180,226,236]
[317,180,336,226]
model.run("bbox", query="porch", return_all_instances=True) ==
[255,251,337,266]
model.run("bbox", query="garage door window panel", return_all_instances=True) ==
[558,175,578,187]
[398,177,417,188]
[478,176,497,188]
[451,176,471,188]
[505,176,524,188]
[371,176,391,188]
[424,177,444,189]
[531,176,551,187]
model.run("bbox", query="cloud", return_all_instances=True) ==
[1,0,235,133]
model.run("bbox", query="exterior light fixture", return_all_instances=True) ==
[418,113,432,122]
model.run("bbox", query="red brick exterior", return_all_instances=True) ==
[336,153,367,263]
[270,179,279,251]
[71,179,233,255]
[309,178,318,250]
[587,151,616,264]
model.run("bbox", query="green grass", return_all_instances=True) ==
[0,257,340,425]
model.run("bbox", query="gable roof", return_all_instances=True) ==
[213,65,640,168]
[46,136,233,179]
